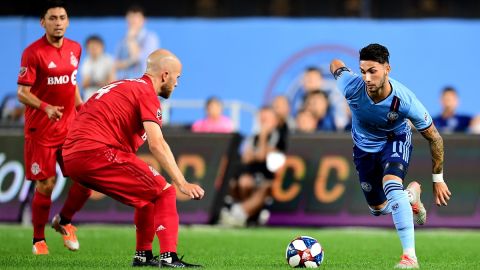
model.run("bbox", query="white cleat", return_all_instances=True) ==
[406,181,427,225]
[394,254,419,269]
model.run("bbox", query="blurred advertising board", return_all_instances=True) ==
[1,131,479,227]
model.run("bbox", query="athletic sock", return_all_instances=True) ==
[134,202,155,251]
[33,238,46,244]
[59,181,92,225]
[154,186,179,253]
[32,189,52,240]
[383,180,416,257]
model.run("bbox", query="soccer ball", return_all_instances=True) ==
[285,236,324,268]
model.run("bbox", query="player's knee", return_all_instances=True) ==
[35,178,56,195]
[369,207,382,216]
[383,162,406,179]
[368,201,389,216]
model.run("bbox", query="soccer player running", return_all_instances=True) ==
[62,49,205,267]
[17,0,92,255]
[330,44,451,269]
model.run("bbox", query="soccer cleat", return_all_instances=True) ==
[406,181,427,225]
[160,252,202,268]
[132,255,161,267]
[51,214,80,251]
[32,240,49,255]
[394,254,419,269]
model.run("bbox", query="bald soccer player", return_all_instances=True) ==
[62,49,205,268]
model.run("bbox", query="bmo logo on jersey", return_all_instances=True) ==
[47,70,78,86]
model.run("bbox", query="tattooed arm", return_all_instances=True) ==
[420,123,452,206]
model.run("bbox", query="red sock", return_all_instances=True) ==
[154,186,179,253]
[134,202,155,251]
[32,189,52,239]
[60,181,91,223]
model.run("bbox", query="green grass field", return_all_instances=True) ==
[0,224,479,269]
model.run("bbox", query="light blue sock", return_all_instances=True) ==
[383,180,415,255]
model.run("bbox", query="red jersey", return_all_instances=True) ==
[17,35,81,147]
[63,75,162,155]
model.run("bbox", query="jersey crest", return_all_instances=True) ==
[70,52,78,67]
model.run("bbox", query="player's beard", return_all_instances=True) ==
[159,84,173,99]
[368,74,387,95]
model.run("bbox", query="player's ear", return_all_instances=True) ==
[385,63,391,73]
[161,71,168,82]
[40,18,46,28]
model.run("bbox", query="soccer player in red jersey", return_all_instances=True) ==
[62,49,205,267]
[17,0,92,255]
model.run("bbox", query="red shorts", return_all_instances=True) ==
[63,146,167,208]
[24,139,66,180]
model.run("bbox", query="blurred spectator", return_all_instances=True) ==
[0,94,24,123]
[191,97,235,133]
[219,106,286,227]
[433,86,472,133]
[80,35,115,100]
[271,95,294,136]
[291,66,348,130]
[469,115,480,134]
[115,4,159,79]
[304,90,337,132]
[295,109,317,133]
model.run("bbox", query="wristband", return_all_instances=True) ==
[432,173,444,183]
[39,101,48,111]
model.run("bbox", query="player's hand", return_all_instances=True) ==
[45,105,64,121]
[179,182,205,200]
[433,182,451,206]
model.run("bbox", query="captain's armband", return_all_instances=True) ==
[333,67,351,80]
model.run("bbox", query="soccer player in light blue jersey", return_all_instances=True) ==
[330,44,452,269]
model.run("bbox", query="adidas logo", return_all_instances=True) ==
[48,61,57,69]
[156,225,166,231]
[390,152,400,158]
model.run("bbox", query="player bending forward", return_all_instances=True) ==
[62,49,205,267]
[330,43,451,269]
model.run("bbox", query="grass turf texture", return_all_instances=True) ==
[0,225,479,269]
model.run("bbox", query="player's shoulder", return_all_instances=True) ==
[390,78,416,100]
[63,38,82,50]
[23,37,47,54]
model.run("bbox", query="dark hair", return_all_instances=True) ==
[127,4,145,15]
[442,86,457,95]
[41,0,67,18]
[206,96,221,107]
[85,35,104,46]
[359,43,390,64]
[305,66,322,74]
[304,89,328,103]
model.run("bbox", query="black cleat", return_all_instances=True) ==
[160,252,202,268]
[132,255,161,267]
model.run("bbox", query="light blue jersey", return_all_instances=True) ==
[336,70,432,152]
